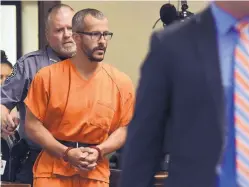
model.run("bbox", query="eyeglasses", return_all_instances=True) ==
[76,31,113,41]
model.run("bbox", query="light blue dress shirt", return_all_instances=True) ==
[210,3,242,187]
[210,3,238,87]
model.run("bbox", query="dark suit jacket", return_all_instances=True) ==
[120,7,226,187]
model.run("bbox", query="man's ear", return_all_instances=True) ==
[72,33,80,43]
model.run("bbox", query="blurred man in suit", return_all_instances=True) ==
[120,1,249,187]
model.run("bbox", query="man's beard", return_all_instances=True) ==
[60,45,77,58]
[84,46,106,63]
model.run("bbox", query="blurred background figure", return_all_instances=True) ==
[0,50,19,119]
[1,50,17,182]
[1,50,13,85]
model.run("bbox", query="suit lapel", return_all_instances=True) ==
[193,7,226,133]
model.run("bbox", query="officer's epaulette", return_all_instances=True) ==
[17,49,45,62]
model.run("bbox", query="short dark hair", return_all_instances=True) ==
[45,4,74,30]
[72,8,105,32]
[1,50,13,69]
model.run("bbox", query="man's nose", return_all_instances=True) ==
[64,29,72,38]
[98,35,106,44]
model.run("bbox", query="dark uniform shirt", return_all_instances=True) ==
[1,47,62,149]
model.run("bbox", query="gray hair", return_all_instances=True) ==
[45,4,74,30]
[72,8,105,32]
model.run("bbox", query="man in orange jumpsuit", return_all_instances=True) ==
[24,8,134,187]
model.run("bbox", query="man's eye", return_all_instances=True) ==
[56,29,63,33]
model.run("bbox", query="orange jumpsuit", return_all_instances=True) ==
[24,59,134,187]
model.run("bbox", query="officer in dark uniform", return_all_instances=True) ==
[0,4,75,185]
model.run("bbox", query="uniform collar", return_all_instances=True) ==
[46,46,62,63]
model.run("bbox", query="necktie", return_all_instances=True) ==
[234,21,249,187]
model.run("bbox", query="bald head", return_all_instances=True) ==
[45,4,76,58]
[46,4,74,31]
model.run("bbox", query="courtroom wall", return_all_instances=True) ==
[21,1,208,85]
